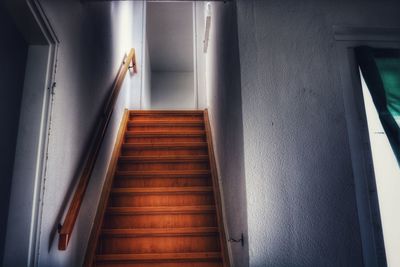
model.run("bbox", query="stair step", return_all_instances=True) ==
[101,227,219,237]
[109,187,215,207]
[125,131,206,137]
[104,206,218,228]
[121,143,208,156]
[106,206,216,215]
[129,110,204,115]
[118,155,209,163]
[125,131,206,143]
[128,121,204,130]
[97,231,220,254]
[129,120,204,125]
[111,187,213,194]
[128,122,204,132]
[113,171,212,188]
[122,142,207,150]
[103,208,218,229]
[117,156,210,172]
[115,170,211,178]
[129,111,204,122]
[114,177,212,188]
[118,155,208,163]
[95,252,222,263]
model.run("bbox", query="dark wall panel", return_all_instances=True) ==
[0,3,28,263]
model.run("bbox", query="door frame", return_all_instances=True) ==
[334,25,400,267]
[3,1,58,266]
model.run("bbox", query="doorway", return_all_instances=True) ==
[145,2,196,110]
[334,26,400,267]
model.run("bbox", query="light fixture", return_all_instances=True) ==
[203,2,211,53]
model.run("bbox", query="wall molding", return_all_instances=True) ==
[333,25,400,42]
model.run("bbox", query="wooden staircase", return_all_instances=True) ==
[85,110,229,267]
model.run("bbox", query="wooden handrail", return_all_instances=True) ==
[58,48,137,250]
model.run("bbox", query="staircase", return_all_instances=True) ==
[89,110,228,267]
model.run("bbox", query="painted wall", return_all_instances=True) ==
[206,3,249,267]
[142,35,152,109]
[235,0,400,266]
[151,72,195,109]
[0,3,28,263]
[2,1,143,266]
[194,2,207,109]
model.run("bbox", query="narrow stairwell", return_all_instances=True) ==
[89,110,228,267]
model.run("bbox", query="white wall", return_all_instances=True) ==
[3,1,144,266]
[194,2,207,109]
[142,34,152,109]
[235,0,400,266]
[206,3,249,267]
[151,72,194,110]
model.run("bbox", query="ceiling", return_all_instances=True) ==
[147,2,194,72]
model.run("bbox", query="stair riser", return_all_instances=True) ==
[128,125,205,132]
[117,162,210,172]
[125,136,206,143]
[98,235,220,254]
[129,115,203,122]
[103,214,218,229]
[94,261,222,267]
[113,177,212,188]
[109,194,215,207]
[121,148,208,157]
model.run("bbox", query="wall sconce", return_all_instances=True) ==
[203,2,211,53]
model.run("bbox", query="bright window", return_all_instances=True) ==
[357,46,400,267]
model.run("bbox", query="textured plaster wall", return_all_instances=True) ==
[0,3,28,263]
[206,3,249,267]
[6,1,143,266]
[235,0,400,266]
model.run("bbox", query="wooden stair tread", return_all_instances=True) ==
[96,252,222,262]
[130,110,204,115]
[125,131,205,136]
[115,170,211,178]
[128,121,204,125]
[101,227,219,237]
[122,142,207,149]
[118,155,209,163]
[106,206,216,215]
[111,187,213,194]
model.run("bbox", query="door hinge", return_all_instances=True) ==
[50,82,56,95]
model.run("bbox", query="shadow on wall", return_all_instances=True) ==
[205,2,249,267]
[23,1,141,266]
[0,3,28,264]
